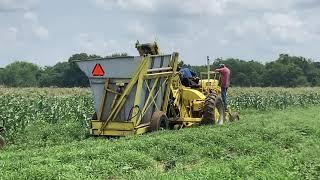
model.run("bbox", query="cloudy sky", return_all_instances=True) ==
[0,0,319,67]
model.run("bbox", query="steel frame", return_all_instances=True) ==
[90,53,179,136]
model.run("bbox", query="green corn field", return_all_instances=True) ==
[1,87,320,147]
[229,87,320,110]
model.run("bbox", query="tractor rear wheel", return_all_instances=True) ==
[201,92,225,125]
[0,135,5,149]
[149,111,168,132]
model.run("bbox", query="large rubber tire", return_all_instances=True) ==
[229,111,240,122]
[149,111,168,132]
[201,92,225,125]
[0,135,5,149]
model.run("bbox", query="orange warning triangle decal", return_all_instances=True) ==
[92,64,105,76]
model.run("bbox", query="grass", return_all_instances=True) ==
[1,106,320,179]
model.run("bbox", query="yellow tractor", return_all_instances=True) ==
[76,41,239,136]
[164,57,239,130]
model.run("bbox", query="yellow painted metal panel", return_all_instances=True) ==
[104,56,148,126]
[144,72,174,80]
[91,121,134,130]
[91,129,134,136]
[132,55,149,126]
[174,117,202,122]
[181,88,206,101]
[97,79,109,120]
[90,125,149,136]
[192,100,203,111]
[140,78,159,117]
[135,126,149,135]
[162,53,179,112]
[135,122,150,129]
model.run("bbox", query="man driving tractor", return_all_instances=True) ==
[178,66,200,88]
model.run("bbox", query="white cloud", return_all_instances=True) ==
[8,26,18,40]
[33,25,49,40]
[263,13,311,42]
[2,0,320,67]
[23,11,49,40]
[94,0,116,10]
[264,13,302,29]
[225,0,292,11]
[0,0,38,11]
[117,0,154,11]
[226,17,267,40]
[93,0,320,18]
[77,33,94,51]
[76,33,107,54]
[23,11,38,22]
[127,21,147,36]
[219,39,229,45]
[94,0,156,12]
[0,26,21,48]
[177,0,227,15]
[90,0,320,63]
[94,0,228,15]
[225,11,315,44]
[75,33,133,56]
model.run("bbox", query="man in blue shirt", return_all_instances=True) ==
[180,68,196,79]
[178,67,199,87]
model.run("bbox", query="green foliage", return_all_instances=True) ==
[0,88,93,147]
[1,61,40,87]
[1,105,320,179]
[190,54,320,87]
[229,87,320,110]
[1,54,320,87]
[38,53,102,87]
[0,68,4,85]
[264,61,309,87]
[1,53,132,87]
[1,87,320,148]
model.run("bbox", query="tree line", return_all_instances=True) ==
[0,53,319,87]
[189,54,320,87]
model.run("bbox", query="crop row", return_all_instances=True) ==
[0,87,319,146]
[229,87,320,110]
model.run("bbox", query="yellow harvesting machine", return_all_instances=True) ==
[75,41,239,136]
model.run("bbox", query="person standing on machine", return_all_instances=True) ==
[215,64,231,111]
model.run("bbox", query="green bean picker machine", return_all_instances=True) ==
[76,41,239,137]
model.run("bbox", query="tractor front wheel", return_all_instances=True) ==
[149,111,168,132]
[201,92,225,125]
